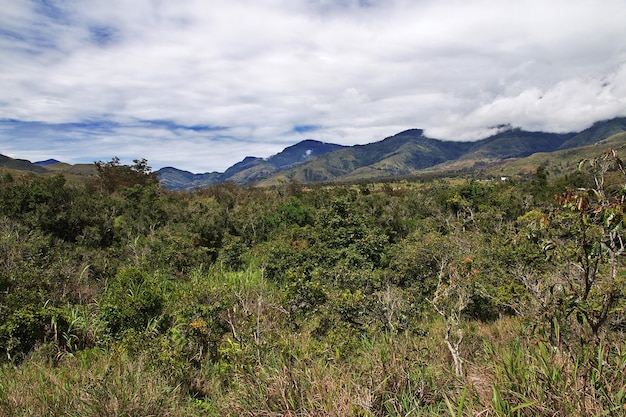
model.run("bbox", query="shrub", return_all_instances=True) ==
[98,267,164,337]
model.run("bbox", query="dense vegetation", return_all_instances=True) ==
[1,152,625,416]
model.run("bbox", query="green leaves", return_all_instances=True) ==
[94,157,158,194]
[98,267,165,337]
[0,306,70,363]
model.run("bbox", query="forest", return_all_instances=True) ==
[1,152,625,416]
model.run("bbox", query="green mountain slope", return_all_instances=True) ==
[260,118,626,185]
[486,131,626,179]
[3,117,626,188]
[559,117,626,149]
[0,154,48,173]
[259,129,472,185]
[157,167,222,190]
[258,128,584,185]
[157,139,347,189]
[465,130,573,159]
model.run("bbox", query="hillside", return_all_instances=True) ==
[558,117,626,149]
[277,129,470,184]
[2,117,626,189]
[256,128,577,186]
[486,131,626,178]
[157,167,222,190]
[157,139,347,190]
[259,118,624,186]
[0,154,48,173]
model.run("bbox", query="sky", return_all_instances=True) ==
[1,0,626,173]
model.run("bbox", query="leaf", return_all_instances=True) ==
[591,189,603,202]
[511,400,538,412]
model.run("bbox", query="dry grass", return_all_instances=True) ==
[0,349,182,417]
[1,317,625,416]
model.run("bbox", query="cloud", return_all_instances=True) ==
[1,0,625,172]
[427,64,626,140]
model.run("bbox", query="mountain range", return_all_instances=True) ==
[158,116,626,188]
[157,139,347,189]
[2,117,626,189]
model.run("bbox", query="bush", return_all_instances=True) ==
[0,306,69,363]
[98,267,164,337]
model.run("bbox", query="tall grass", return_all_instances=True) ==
[2,273,625,416]
[0,350,184,416]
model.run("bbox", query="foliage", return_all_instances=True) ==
[94,157,158,193]
[1,156,626,415]
[98,267,165,337]
[537,149,626,345]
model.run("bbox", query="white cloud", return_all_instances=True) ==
[1,0,625,172]
[427,64,626,140]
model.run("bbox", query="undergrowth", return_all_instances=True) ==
[2,306,625,416]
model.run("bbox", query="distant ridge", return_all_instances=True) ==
[34,159,62,166]
[2,117,626,188]
[0,154,48,173]
[558,117,626,149]
[156,139,347,190]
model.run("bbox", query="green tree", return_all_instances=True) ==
[94,157,158,194]
[542,149,626,344]
[429,234,482,378]
[534,165,549,188]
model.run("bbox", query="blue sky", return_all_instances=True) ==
[1,0,625,173]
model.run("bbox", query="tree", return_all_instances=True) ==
[534,165,549,188]
[543,148,626,344]
[430,246,480,378]
[94,157,158,193]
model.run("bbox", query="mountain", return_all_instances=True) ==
[417,129,576,174]
[464,129,574,159]
[0,154,48,173]
[267,139,348,168]
[3,117,626,188]
[34,159,62,166]
[157,167,222,190]
[264,129,469,184]
[558,117,626,149]
[34,159,75,172]
[257,119,626,186]
[255,128,579,186]
[486,131,626,179]
[156,139,347,190]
